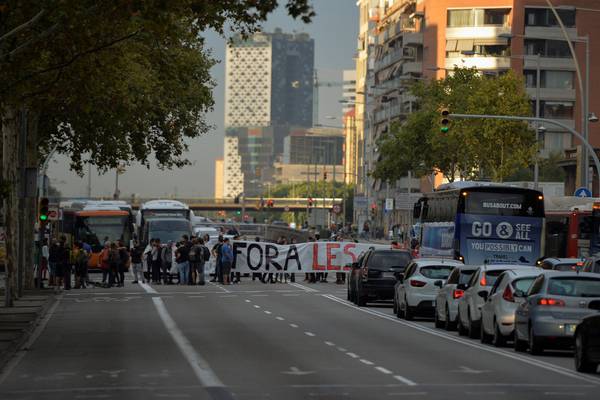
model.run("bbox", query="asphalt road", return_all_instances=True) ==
[0,277,599,400]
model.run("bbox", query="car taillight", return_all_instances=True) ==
[537,298,565,307]
[480,273,487,286]
[410,280,426,287]
[502,285,514,302]
[452,289,464,299]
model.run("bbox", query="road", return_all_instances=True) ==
[0,278,598,400]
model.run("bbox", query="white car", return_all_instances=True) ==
[479,268,540,346]
[457,264,524,339]
[434,265,478,330]
[395,259,463,320]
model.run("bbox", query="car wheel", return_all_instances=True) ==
[468,311,480,339]
[445,306,456,331]
[492,320,507,347]
[514,328,528,352]
[575,330,598,373]
[529,325,544,355]
[457,309,468,336]
[480,320,492,344]
[434,307,444,329]
[403,296,414,321]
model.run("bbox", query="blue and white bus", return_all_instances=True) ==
[413,182,545,265]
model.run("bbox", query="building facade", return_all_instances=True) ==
[214,158,224,199]
[223,29,315,197]
[223,136,244,198]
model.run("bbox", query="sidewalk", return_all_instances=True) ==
[0,288,58,370]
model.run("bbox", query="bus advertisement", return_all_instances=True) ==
[414,183,545,265]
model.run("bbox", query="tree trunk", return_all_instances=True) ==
[2,108,19,305]
[23,112,39,290]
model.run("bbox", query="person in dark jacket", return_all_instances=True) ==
[130,241,144,284]
[116,240,129,287]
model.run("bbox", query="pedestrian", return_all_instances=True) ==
[143,239,154,282]
[130,240,145,284]
[175,237,190,285]
[211,235,224,283]
[221,237,233,285]
[48,240,59,286]
[58,237,71,290]
[162,241,174,284]
[117,240,129,287]
[189,238,207,285]
[151,239,162,284]
[108,242,120,287]
[72,242,88,289]
[99,242,111,287]
[40,238,49,283]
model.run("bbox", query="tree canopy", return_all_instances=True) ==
[373,67,536,183]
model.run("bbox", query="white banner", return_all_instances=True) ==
[217,241,389,273]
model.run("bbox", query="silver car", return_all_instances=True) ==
[457,264,522,339]
[480,268,541,346]
[514,271,600,355]
[434,265,478,331]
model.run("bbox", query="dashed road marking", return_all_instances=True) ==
[264,311,272,315]
[346,352,359,358]
[324,341,335,346]
[337,347,347,352]
[276,317,285,321]
[375,367,392,375]
[244,299,251,303]
[393,375,418,386]
[304,331,316,337]
[359,359,374,366]
[289,282,319,293]
[253,305,261,309]
[290,324,299,328]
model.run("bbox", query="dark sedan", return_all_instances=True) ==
[348,249,412,306]
[575,313,600,373]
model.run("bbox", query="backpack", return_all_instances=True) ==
[189,245,199,262]
[203,246,210,262]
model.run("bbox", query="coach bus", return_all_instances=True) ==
[413,182,545,265]
[136,200,191,229]
[544,197,600,258]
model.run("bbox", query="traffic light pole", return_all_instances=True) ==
[450,113,600,191]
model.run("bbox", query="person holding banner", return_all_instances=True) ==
[221,238,233,285]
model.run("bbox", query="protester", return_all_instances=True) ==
[99,242,111,287]
[162,241,174,284]
[221,237,233,285]
[130,240,145,284]
[57,237,71,290]
[211,235,224,283]
[41,239,49,282]
[48,240,59,286]
[108,242,120,287]
[117,240,129,287]
[189,237,208,285]
[151,239,162,284]
[175,236,190,285]
[72,242,88,289]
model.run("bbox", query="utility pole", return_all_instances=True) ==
[17,109,28,299]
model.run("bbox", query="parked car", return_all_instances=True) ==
[434,265,478,330]
[514,271,600,355]
[347,252,368,302]
[457,264,521,339]
[348,249,412,306]
[395,258,463,320]
[574,314,600,373]
[479,268,541,346]
[540,258,583,272]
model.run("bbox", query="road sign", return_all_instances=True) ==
[385,198,394,212]
[47,206,60,221]
[332,204,342,214]
[575,187,592,198]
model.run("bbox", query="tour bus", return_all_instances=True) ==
[544,197,600,258]
[413,182,545,265]
[136,200,193,249]
[62,201,135,270]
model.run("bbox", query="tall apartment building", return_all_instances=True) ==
[342,70,357,114]
[222,29,314,197]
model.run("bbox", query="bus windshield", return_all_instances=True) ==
[76,216,130,249]
[462,191,543,217]
[148,220,191,244]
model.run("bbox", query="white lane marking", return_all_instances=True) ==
[220,295,238,298]
[283,294,301,297]
[322,294,600,386]
[375,367,392,375]
[253,305,261,309]
[289,282,319,293]
[139,282,158,294]
[544,393,585,396]
[394,375,418,386]
[337,347,347,352]
[346,352,359,359]
[208,281,230,293]
[359,359,374,366]
[152,297,224,388]
[244,299,251,303]
[276,316,285,321]
[264,311,272,315]
[324,341,336,346]
[188,296,205,298]
[386,392,427,396]
[304,331,316,337]
[250,294,269,297]
[290,324,299,328]
[0,298,61,385]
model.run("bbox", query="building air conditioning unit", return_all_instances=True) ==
[402,47,416,58]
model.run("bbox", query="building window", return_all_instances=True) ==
[525,39,571,58]
[542,101,574,119]
[525,70,574,89]
[447,8,510,27]
[525,8,575,27]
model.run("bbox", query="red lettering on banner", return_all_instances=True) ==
[312,243,326,270]
[326,243,341,270]
[343,243,358,262]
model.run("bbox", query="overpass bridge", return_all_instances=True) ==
[129,197,343,212]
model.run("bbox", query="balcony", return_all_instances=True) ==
[402,61,422,75]
[526,87,576,102]
[445,56,510,71]
[524,26,578,41]
[446,26,511,40]
[524,57,575,71]
[403,31,423,47]
[374,47,416,72]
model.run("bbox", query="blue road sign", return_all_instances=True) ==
[575,187,592,198]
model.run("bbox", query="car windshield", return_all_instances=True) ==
[547,277,600,297]
[512,277,535,293]
[459,270,476,285]
[554,263,578,271]
[368,252,411,271]
[420,265,454,279]
[482,269,506,286]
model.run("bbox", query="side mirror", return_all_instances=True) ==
[513,289,527,298]
[434,280,443,288]
[394,272,404,282]
[456,283,468,290]
[478,290,488,300]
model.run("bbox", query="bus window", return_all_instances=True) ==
[462,191,543,217]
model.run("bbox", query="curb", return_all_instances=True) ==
[0,290,59,372]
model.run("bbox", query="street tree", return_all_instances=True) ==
[374,67,536,183]
[0,0,314,301]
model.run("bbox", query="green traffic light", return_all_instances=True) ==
[441,127,449,133]
[39,214,48,221]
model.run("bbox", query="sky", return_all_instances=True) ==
[48,0,359,199]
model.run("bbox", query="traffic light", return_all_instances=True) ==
[308,197,314,207]
[440,108,450,133]
[267,199,274,208]
[39,197,49,222]
[323,171,328,181]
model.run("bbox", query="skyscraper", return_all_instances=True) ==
[223,29,314,197]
